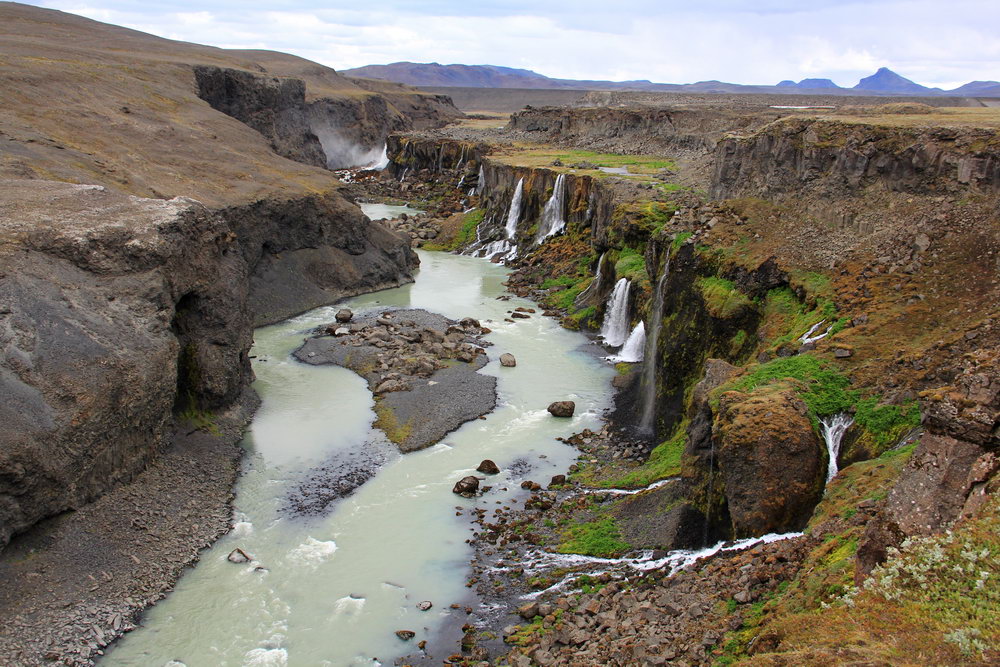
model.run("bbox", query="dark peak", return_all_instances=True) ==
[854,67,928,93]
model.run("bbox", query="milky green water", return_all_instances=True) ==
[102,236,614,666]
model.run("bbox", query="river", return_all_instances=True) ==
[102,206,615,666]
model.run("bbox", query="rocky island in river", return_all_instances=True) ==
[1,3,998,667]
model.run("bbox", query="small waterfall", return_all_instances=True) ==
[600,278,632,347]
[638,259,670,435]
[398,167,409,183]
[535,174,566,243]
[474,165,486,195]
[574,252,606,308]
[456,145,467,171]
[800,320,833,345]
[820,413,854,485]
[608,322,645,363]
[366,144,389,170]
[456,173,466,189]
[505,178,524,239]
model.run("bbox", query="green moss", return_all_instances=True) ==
[729,329,748,356]
[854,398,921,448]
[422,208,484,251]
[671,231,693,252]
[697,276,753,319]
[614,248,648,283]
[565,305,597,328]
[177,406,220,435]
[598,421,687,488]
[558,517,631,557]
[373,402,412,444]
[724,354,854,419]
[541,275,579,290]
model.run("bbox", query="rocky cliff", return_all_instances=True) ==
[0,181,416,547]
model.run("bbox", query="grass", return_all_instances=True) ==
[760,286,840,352]
[495,147,677,181]
[853,397,921,448]
[697,276,754,319]
[558,517,631,557]
[177,405,220,435]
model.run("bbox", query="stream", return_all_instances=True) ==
[102,205,615,666]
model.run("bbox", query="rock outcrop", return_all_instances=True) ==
[0,180,416,548]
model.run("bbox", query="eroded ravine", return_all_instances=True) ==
[102,235,615,666]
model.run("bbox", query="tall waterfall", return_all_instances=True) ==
[535,174,566,243]
[600,278,632,347]
[608,322,645,363]
[638,258,670,435]
[820,413,854,486]
[505,178,524,239]
[474,165,486,195]
[574,252,606,308]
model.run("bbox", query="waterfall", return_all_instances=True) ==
[456,173,466,189]
[474,165,486,195]
[505,178,524,240]
[398,167,409,183]
[520,531,803,600]
[365,144,389,170]
[574,252,606,308]
[638,258,670,435]
[608,322,645,363]
[820,413,854,485]
[800,320,833,345]
[456,145,467,171]
[535,174,566,243]
[600,278,632,347]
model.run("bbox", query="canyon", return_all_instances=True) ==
[0,3,998,667]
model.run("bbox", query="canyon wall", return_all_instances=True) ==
[0,181,416,547]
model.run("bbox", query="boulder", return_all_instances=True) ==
[452,476,480,496]
[547,401,576,417]
[335,308,353,323]
[227,548,252,563]
[395,630,415,641]
[417,601,433,611]
[477,459,501,475]
[715,386,824,537]
[549,474,567,488]
[500,353,517,367]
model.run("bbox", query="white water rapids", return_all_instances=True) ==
[820,413,854,486]
[101,207,615,667]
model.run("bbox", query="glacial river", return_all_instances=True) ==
[102,206,615,666]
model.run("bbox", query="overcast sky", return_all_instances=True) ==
[28,0,1000,88]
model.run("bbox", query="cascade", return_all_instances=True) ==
[574,252,606,308]
[505,178,524,239]
[800,320,833,345]
[535,174,566,243]
[398,167,409,183]
[608,322,645,363]
[521,532,803,600]
[474,164,486,195]
[600,278,632,347]
[637,258,670,435]
[820,413,854,485]
[456,145,466,171]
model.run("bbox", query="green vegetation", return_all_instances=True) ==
[178,406,220,436]
[591,423,687,489]
[853,397,921,448]
[614,248,648,283]
[373,403,412,444]
[724,354,853,419]
[696,276,754,319]
[559,517,630,557]
[671,231,693,252]
[762,286,840,351]
[422,209,484,251]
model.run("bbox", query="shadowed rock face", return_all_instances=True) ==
[0,181,417,547]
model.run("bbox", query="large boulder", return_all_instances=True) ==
[452,476,480,497]
[714,385,824,537]
[547,401,576,418]
[500,353,517,367]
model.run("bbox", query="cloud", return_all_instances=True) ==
[33,0,1000,87]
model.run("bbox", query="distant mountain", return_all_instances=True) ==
[854,67,935,94]
[776,78,839,89]
[342,62,1000,98]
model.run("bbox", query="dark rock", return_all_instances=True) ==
[477,459,501,475]
[547,401,576,417]
[511,312,530,319]
[833,347,853,358]
[452,476,480,496]
[227,548,252,563]
[395,630,416,641]
[417,600,433,611]
[549,474,567,487]
[335,308,353,323]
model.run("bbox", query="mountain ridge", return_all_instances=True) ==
[342,61,1000,98]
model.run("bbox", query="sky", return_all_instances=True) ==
[27,0,1000,88]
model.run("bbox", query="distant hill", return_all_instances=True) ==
[342,62,1000,98]
[854,67,937,94]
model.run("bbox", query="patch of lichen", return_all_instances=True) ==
[373,402,412,445]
